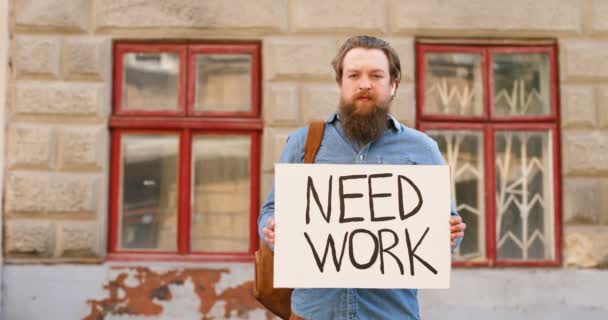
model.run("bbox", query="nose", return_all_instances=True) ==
[358,76,372,91]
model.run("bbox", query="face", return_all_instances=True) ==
[338,48,397,115]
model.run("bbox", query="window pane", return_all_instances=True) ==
[428,130,485,261]
[424,53,483,116]
[493,53,551,116]
[122,53,180,111]
[495,131,554,260]
[191,135,251,252]
[194,54,252,112]
[120,134,179,250]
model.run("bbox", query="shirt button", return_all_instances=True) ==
[359,155,364,160]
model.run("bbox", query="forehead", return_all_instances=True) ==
[342,48,389,72]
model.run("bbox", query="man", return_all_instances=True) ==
[258,35,466,320]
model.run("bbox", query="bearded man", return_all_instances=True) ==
[258,35,466,320]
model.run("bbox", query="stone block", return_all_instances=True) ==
[5,220,54,256]
[596,86,608,129]
[560,85,596,128]
[262,128,292,172]
[62,38,111,80]
[5,172,47,213]
[601,179,608,225]
[58,127,105,169]
[562,131,608,175]
[46,174,99,214]
[95,0,287,31]
[58,221,99,257]
[14,36,60,78]
[5,172,99,214]
[7,125,56,168]
[390,84,416,127]
[14,0,90,32]
[392,0,581,33]
[564,226,608,268]
[264,82,299,124]
[265,37,337,80]
[292,0,386,32]
[561,40,608,80]
[14,82,102,116]
[563,178,601,224]
[300,84,339,123]
[591,0,608,33]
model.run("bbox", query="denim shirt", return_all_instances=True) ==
[258,112,461,320]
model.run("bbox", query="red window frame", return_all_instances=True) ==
[108,42,262,262]
[416,42,562,267]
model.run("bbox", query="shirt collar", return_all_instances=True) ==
[325,112,403,133]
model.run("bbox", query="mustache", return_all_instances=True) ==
[353,91,374,99]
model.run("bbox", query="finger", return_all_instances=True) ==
[450,232,464,240]
[450,215,462,225]
[263,231,275,244]
[450,240,455,246]
[267,233,275,244]
[266,236,275,245]
[268,218,275,229]
[451,223,467,232]
[263,227,275,238]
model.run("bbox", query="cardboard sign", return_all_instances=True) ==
[273,164,451,289]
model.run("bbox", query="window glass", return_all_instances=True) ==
[424,53,483,116]
[428,130,485,261]
[493,53,551,116]
[191,135,251,252]
[122,52,180,111]
[495,130,554,260]
[120,134,179,250]
[194,54,252,112]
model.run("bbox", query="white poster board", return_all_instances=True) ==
[274,164,451,289]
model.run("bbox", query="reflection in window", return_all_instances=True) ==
[195,54,252,112]
[120,134,179,250]
[191,135,251,252]
[495,131,554,260]
[493,53,551,116]
[122,53,179,111]
[429,130,485,261]
[424,53,483,116]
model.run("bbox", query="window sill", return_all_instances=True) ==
[452,260,561,268]
[106,252,255,263]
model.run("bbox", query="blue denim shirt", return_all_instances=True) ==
[258,112,460,320]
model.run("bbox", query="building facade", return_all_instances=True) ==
[2,0,608,319]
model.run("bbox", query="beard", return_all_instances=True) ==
[339,93,391,145]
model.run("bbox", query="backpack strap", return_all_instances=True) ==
[303,121,325,164]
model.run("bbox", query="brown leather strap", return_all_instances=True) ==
[289,313,305,320]
[303,121,325,164]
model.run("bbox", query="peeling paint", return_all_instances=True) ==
[84,267,275,320]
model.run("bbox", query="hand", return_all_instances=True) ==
[450,215,466,247]
[262,217,275,245]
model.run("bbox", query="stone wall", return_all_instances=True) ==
[1,0,10,312]
[4,0,608,268]
[5,0,110,263]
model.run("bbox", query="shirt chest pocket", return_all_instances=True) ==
[376,156,418,165]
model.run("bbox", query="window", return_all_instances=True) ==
[108,42,262,261]
[416,41,561,267]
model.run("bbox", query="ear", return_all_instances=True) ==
[391,80,399,97]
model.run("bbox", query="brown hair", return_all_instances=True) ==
[331,35,401,85]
